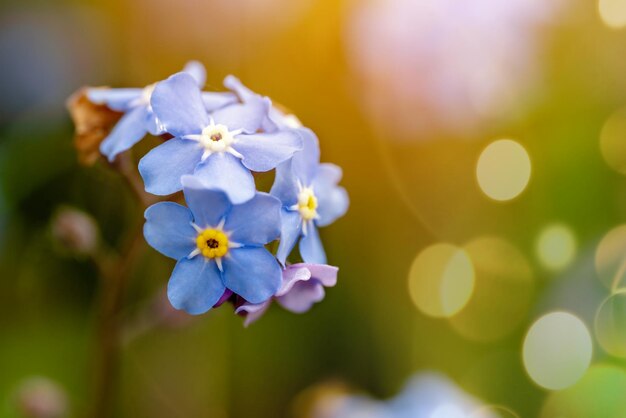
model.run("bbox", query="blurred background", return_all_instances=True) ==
[3,0,626,417]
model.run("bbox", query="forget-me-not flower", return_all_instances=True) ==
[143,176,283,314]
[138,72,302,203]
[87,61,236,161]
[236,263,338,326]
[271,128,349,264]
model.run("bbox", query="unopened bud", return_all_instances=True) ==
[14,377,68,418]
[51,207,98,255]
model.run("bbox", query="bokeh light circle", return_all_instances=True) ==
[408,243,475,318]
[476,139,531,202]
[523,312,592,390]
[535,224,577,271]
[598,0,626,29]
[540,365,626,418]
[595,224,626,290]
[449,237,534,342]
[600,106,626,175]
[595,290,626,358]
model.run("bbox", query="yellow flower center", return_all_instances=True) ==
[196,228,229,258]
[297,188,318,221]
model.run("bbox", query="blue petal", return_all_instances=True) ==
[144,202,196,260]
[313,163,343,186]
[100,106,150,162]
[313,163,349,227]
[86,88,142,112]
[270,160,299,206]
[181,176,231,229]
[201,92,238,112]
[276,210,302,265]
[145,111,161,136]
[316,186,349,228]
[300,225,326,264]
[182,60,206,87]
[291,128,320,185]
[224,193,281,245]
[223,76,280,132]
[211,99,269,133]
[138,138,203,196]
[167,257,225,315]
[222,247,281,304]
[151,72,209,137]
[192,153,255,204]
[234,130,302,172]
[223,75,257,102]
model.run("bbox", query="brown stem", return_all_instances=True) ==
[88,224,144,418]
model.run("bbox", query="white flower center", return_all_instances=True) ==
[199,124,236,153]
[184,119,243,162]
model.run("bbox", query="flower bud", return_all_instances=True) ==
[14,377,68,418]
[51,207,98,256]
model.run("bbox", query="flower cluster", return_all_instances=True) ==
[77,61,348,323]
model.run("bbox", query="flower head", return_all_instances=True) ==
[138,72,303,203]
[271,128,349,264]
[87,61,236,161]
[236,263,338,326]
[143,176,283,314]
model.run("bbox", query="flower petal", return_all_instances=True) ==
[100,106,150,161]
[234,130,302,173]
[211,98,269,133]
[276,281,325,313]
[313,163,343,186]
[151,72,209,137]
[275,210,302,265]
[291,128,320,185]
[192,153,255,204]
[276,265,312,296]
[317,186,349,228]
[167,257,225,315]
[301,263,338,287]
[300,225,327,264]
[182,60,206,87]
[201,92,238,112]
[86,87,142,112]
[180,175,232,229]
[270,160,299,207]
[222,247,281,304]
[139,138,203,196]
[235,300,271,327]
[223,75,257,102]
[313,163,349,227]
[144,202,196,260]
[276,263,338,297]
[224,192,281,245]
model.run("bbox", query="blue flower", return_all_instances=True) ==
[143,176,283,314]
[271,129,349,264]
[87,61,236,162]
[138,72,303,203]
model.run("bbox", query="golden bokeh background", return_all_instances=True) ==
[3,0,626,417]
